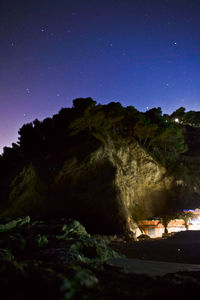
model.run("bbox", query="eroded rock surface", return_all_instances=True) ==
[1,136,176,236]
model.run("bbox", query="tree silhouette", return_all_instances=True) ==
[73,97,97,113]
[170,107,185,122]
[0,98,189,171]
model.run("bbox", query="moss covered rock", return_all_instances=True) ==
[0,216,30,232]
[56,220,90,240]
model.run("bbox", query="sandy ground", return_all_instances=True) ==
[107,258,200,276]
[109,230,200,276]
[110,230,200,264]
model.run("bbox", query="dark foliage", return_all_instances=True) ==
[1,99,199,221]
[1,99,189,168]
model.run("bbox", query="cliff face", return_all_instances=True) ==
[2,99,200,237]
[2,134,176,237]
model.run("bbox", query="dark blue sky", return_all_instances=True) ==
[0,0,199,153]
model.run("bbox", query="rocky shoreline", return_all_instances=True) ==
[1,216,200,299]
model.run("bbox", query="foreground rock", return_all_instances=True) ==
[1,217,200,299]
[0,216,123,300]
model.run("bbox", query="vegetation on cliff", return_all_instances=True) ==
[0,98,200,231]
[1,98,188,169]
[0,97,189,193]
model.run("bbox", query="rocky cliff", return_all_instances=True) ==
[1,99,200,236]
[1,133,176,237]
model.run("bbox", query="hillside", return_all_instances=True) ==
[0,98,200,236]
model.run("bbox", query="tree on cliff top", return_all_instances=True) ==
[170,107,186,122]
[73,97,97,113]
[2,98,188,169]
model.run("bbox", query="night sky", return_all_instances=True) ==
[0,0,200,153]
